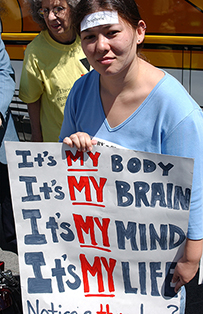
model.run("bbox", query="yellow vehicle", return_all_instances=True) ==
[0,0,203,139]
[0,0,40,140]
[138,0,203,108]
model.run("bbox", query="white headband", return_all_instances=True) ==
[80,11,119,32]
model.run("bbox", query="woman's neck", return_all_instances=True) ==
[99,58,165,128]
[48,28,76,44]
[100,56,141,97]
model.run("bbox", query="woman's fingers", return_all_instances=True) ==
[63,132,96,152]
[63,136,74,147]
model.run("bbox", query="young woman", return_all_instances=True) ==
[19,0,90,142]
[59,0,203,310]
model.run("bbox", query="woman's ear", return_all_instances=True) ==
[136,20,146,44]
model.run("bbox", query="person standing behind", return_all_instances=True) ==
[19,0,90,142]
[0,35,19,254]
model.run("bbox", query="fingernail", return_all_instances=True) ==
[170,282,176,288]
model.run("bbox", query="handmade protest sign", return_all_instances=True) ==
[5,141,194,314]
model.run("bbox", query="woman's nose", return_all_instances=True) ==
[47,10,57,20]
[96,34,109,52]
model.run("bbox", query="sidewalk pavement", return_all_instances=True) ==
[0,247,19,275]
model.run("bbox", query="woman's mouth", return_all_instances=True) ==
[50,23,61,30]
[97,57,114,65]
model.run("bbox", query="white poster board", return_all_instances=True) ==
[5,141,194,314]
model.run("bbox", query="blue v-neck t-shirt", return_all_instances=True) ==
[60,70,203,240]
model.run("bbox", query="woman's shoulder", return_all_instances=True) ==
[153,70,201,112]
[72,70,99,91]
[66,70,99,109]
[147,71,203,134]
[24,31,48,55]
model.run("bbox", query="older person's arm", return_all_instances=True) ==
[27,99,43,142]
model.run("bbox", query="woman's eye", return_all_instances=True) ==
[56,6,64,12]
[84,34,95,40]
[107,30,119,36]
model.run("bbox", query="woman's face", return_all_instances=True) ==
[80,15,145,78]
[41,0,74,43]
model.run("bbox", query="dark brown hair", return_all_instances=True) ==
[73,0,144,53]
[73,0,142,31]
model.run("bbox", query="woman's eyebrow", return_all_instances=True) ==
[82,24,118,32]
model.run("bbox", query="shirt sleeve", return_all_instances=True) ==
[0,35,15,119]
[19,44,44,103]
[162,108,203,240]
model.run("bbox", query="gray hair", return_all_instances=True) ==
[24,0,81,30]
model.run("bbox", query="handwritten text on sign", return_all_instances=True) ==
[5,142,194,314]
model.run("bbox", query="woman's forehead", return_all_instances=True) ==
[42,0,67,7]
[80,11,119,32]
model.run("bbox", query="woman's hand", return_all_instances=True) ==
[172,238,203,293]
[172,256,199,293]
[63,132,97,152]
